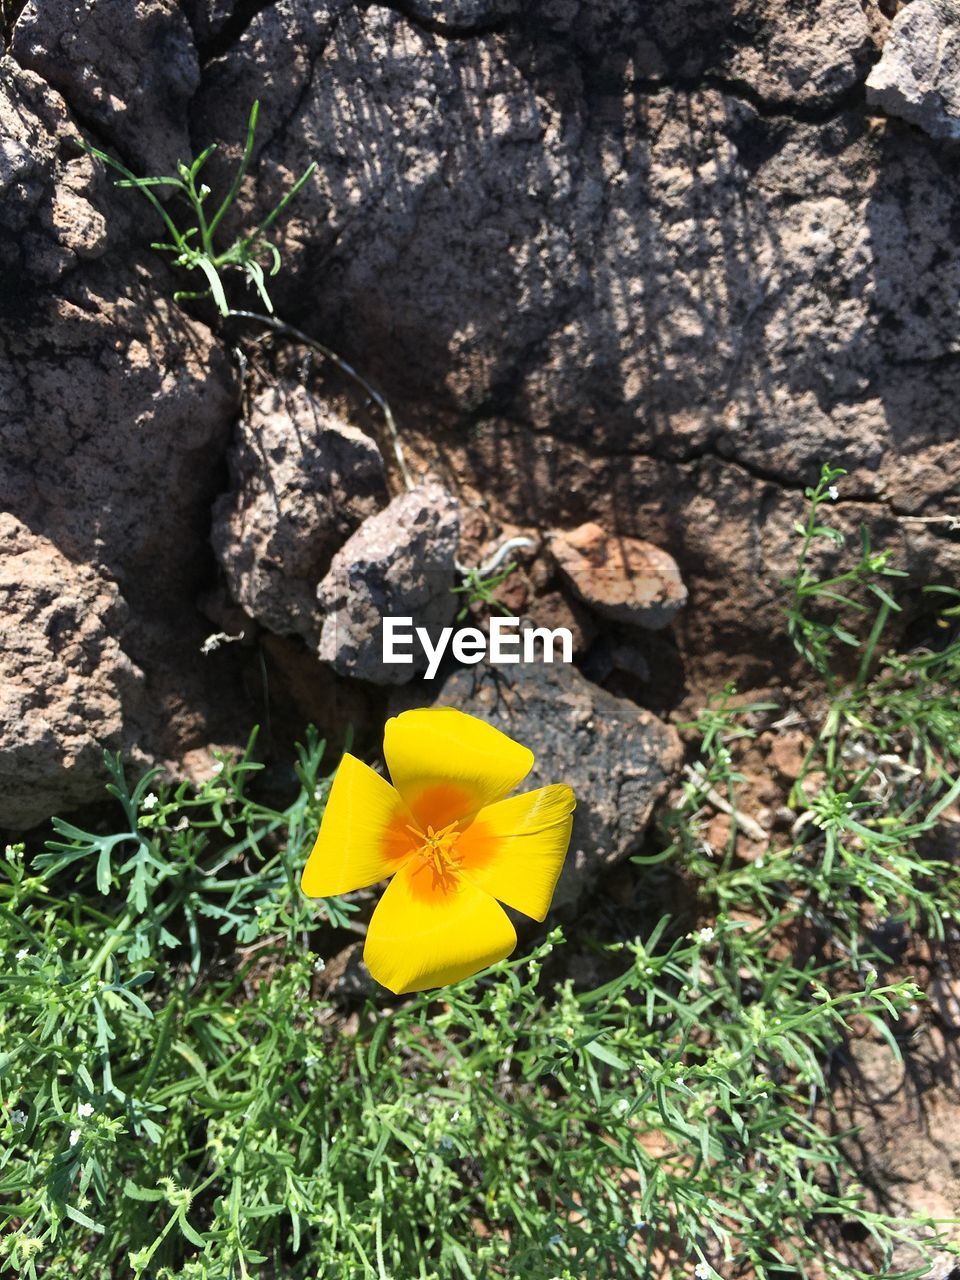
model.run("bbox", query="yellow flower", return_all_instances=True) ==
[300,707,576,994]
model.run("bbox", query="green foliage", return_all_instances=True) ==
[76,101,315,316]
[2,472,959,1278]
[451,559,518,622]
[784,464,909,684]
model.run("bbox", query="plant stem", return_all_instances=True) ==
[227,309,415,491]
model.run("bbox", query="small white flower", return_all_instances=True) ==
[305,1053,320,1067]
[827,485,839,500]
[697,926,715,944]
[77,1102,94,1118]
[756,1177,769,1193]
[695,1264,712,1279]
[211,761,224,776]
[141,792,159,811]
[313,957,326,973]
[10,1109,26,1128]
[69,1129,81,1147]
[15,948,28,962]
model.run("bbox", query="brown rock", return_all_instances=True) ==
[0,516,145,830]
[929,968,960,1029]
[0,60,109,291]
[211,385,388,643]
[317,483,460,684]
[13,0,200,176]
[525,590,597,655]
[768,730,812,781]
[549,522,687,630]
[186,1,960,682]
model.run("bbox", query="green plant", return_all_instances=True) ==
[2,472,958,1279]
[784,465,909,685]
[451,559,518,622]
[76,101,315,316]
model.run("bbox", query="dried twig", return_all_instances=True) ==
[683,764,768,843]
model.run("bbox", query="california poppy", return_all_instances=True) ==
[301,707,576,994]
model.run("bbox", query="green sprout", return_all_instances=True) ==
[75,101,315,316]
[784,464,909,685]
[451,536,532,622]
[451,559,518,622]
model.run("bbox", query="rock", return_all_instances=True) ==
[211,385,388,642]
[0,52,237,613]
[0,59,109,295]
[400,661,682,911]
[525,590,597,656]
[0,516,145,830]
[186,0,960,684]
[12,0,200,175]
[549,522,687,630]
[866,0,960,140]
[317,483,460,684]
[2,270,236,608]
[581,637,651,687]
[0,48,246,822]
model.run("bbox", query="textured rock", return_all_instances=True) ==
[317,484,460,684]
[184,0,960,684]
[0,516,144,830]
[403,661,682,911]
[12,0,200,175]
[0,59,109,296]
[6,0,960,833]
[1,270,237,608]
[549,522,687,629]
[867,0,960,139]
[0,66,241,822]
[1,58,235,607]
[212,385,388,642]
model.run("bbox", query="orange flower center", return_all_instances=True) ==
[406,820,463,885]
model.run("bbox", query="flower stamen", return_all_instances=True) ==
[406,820,463,884]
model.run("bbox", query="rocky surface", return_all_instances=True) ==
[12,0,199,175]
[867,0,960,139]
[212,385,388,642]
[0,55,240,824]
[549,522,687,629]
[0,516,145,829]
[317,484,460,684]
[398,660,682,911]
[3,0,960,822]
[188,0,960,668]
[0,59,109,293]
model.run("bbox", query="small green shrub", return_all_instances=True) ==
[2,468,958,1278]
[76,101,315,316]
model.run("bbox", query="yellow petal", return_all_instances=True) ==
[363,859,517,994]
[300,754,415,898]
[457,784,575,922]
[383,707,534,829]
